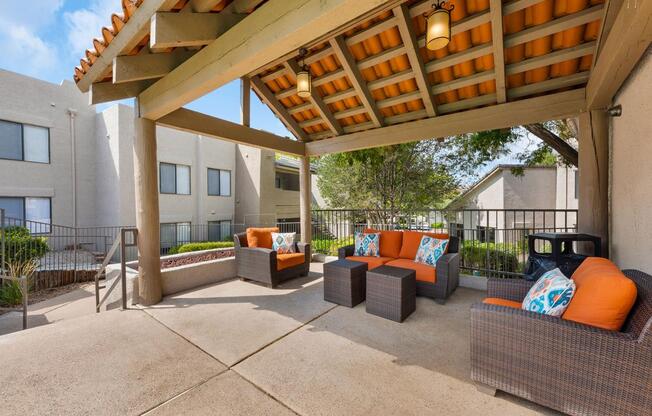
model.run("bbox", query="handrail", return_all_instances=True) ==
[95,228,138,313]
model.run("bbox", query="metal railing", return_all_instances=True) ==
[311,208,579,277]
[94,228,138,313]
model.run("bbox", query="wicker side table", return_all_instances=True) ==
[323,259,368,307]
[366,265,416,322]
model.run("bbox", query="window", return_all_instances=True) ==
[0,197,51,233]
[275,171,300,191]
[208,220,232,241]
[160,222,192,251]
[207,168,231,196]
[0,120,49,163]
[160,163,191,195]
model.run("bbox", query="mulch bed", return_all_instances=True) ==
[160,249,235,269]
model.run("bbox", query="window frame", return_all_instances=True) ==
[159,162,191,195]
[0,196,52,234]
[208,219,232,241]
[160,221,192,251]
[0,119,50,164]
[207,168,231,197]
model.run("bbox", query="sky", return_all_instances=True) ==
[0,0,531,177]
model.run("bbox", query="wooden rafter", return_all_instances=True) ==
[89,80,154,105]
[150,11,243,49]
[329,35,384,127]
[489,0,507,103]
[284,60,343,136]
[393,4,437,116]
[112,49,196,83]
[250,76,306,140]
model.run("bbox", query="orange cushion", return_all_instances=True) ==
[385,259,436,283]
[483,297,522,309]
[563,257,637,331]
[345,256,394,270]
[398,231,450,260]
[246,227,279,249]
[276,253,305,271]
[364,229,403,258]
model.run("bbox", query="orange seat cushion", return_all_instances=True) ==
[364,229,403,258]
[277,253,305,271]
[563,257,637,331]
[483,297,522,309]
[346,256,394,270]
[246,227,279,249]
[385,259,436,283]
[398,231,449,260]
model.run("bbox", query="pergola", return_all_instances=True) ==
[73,0,652,305]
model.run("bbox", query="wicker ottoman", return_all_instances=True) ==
[323,259,368,307]
[366,265,416,322]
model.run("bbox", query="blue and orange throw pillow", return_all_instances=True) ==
[354,232,380,257]
[522,268,576,317]
[414,236,449,266]
[272,232,296,254]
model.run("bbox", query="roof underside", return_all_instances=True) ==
[74,0,605,142]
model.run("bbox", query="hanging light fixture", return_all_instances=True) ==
[425,1,454,51]
[296,48,312,98]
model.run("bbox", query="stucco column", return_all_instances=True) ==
[299,156,312,243]
[133,100,162,305]
[577,110,609,256]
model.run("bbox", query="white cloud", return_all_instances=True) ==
[64,0,122,57]
[0,0,64,30]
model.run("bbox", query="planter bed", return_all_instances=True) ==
[161,249,234,269]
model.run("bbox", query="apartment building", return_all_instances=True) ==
[0,70,321,248]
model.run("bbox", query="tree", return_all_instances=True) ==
[316,140,458,223]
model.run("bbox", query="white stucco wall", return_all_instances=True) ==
[610,47,652,272]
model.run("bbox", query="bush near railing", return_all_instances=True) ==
[2,226,49,264]
[460,240,521,277]
[312,238,354,256]
[168,241,234,255]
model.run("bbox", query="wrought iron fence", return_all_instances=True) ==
[311,209,578,277]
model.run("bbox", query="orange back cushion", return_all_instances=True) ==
[562,257,638,331]
[246,227,279,249]
[364,229,403,258]
[398,231,449,259]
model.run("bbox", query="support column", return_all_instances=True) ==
[241,77,251,127]
[299,156,312,243]
[133,100,162,305]
[577,110,609,256]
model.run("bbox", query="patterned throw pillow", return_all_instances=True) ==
[272,232,296,254]
[354,232,380,257]
[414,236,449,266]
[522,268,576,317]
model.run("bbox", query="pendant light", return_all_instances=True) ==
[296,48,312,98]
[425,1,454,51]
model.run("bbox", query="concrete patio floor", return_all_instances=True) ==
[0,263,559,415]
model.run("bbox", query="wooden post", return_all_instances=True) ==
[241,76,250,127]
[133,100,163,305]
[577,110,609,256]
[299,156,312,243]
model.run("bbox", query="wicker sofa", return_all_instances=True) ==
[338,230,460,303]
[234,232,310,288]
[470,268,652,416]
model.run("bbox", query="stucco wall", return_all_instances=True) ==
[610,47,652,272]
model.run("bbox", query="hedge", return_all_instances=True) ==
[168,241,234,255]
[460,240,521,276]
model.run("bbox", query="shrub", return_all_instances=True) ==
[0,281,23,306]
[168,241,234,255]
[312,237,354,256]
[2,226,49,264]
[460,240,521,277]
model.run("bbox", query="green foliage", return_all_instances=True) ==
[430,222,445,229]
[316,140,458,216]
[2,226,49,264]
[168,241,234,255]
[312,238,353,256]
[0,280,23,307]
[460,240,521,275]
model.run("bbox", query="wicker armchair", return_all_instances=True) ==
[234,233,311,288]
[338,236,460,303]
[470,270,652,416]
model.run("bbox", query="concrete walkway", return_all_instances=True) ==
[0,263,559,415]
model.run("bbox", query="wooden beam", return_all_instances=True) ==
[89,80,154,105]
[250,76,307,140]
[591,0,624,69]
[112,49,196,83]
[191,0,264,13]
[139,0,397,120]
[305,89,586,155]
[489,0,507,103]
[285,61,344,135]
[157,108,306,156]
[329,35,384,127]
[425,44,493,74]
[507,72,588,99]
[150,11,243,49]
[76,0,179,92]
[241,76,251,126]
[586,1,652,109]
[432,70,495,95]
[506,41,596,75]
[394,4,436,116]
